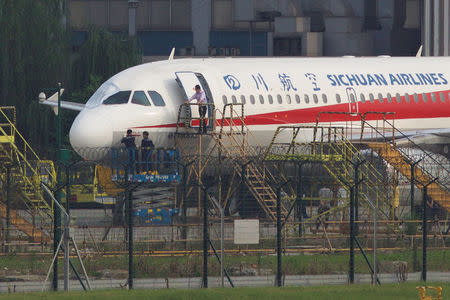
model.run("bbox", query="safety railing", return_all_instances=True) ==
[361,116,450,193]
[0,107,56,187]
[175,102,216,134]
[111,147,180,182]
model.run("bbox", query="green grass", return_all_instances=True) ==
[0,250,448,279]
[1,283,449,300]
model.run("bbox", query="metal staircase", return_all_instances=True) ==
[361,113,450,213]
[213,104,289,221]
[174,103,289,221]
[0,107,55,241]
[264,124,392,220]
[366,142,449,211]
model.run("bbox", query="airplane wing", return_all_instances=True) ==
[40,99,85,111]
[39,90,85,114]
[395,128,450,145]
[356,127,450,160]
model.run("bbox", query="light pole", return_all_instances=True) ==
[39,83,63,291]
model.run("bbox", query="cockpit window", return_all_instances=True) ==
[148,91,166,106]
[131,91,151,106]
[86,82,120,108]
[103,91,131,105]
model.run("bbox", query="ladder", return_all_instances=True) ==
[213,104,289,221]
[367,142,450,212]
[0,107,55,241]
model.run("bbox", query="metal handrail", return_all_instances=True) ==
[362,119,450,192]
[175,102,216,134]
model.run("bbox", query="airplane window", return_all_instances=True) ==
[232,95,237,104]
[431,93,437,103]
[295,94,301,104]
[378,93,384,103]
[395,93,402,103]
[413,93,419,103]
[422,93,428,102]
[304,94,310,104]
[277,94,282,104]
[369,93,375,103]
[268,95,274,104]
[387,93,392,103]
[405,93,410,103]
[103,91,131,105]
[359,93,365,103]
[313,94,319,104]
[322,94,327,103]
[131,91,151,106]
[250,95,256,104]
[240,95,246,104]
[259,95,264,104]
[86,81,120,108]
[286,94,292,104]
[336,94,341,103]
[148,91,166,106]
[440,92,445,102]
[222,95,227,105]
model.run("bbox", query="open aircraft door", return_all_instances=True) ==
[346,87,359,115]
[175,72,215,131]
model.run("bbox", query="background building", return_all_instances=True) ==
[69,0,450,60]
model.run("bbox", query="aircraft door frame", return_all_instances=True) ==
[346,87,359,115]
[175,71,215,131]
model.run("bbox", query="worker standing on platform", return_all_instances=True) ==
[141,131,155,172]
[186,84,207,133]
[121,129,137,174]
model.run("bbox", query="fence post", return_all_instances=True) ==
[422,186,427,282]
[5,165,11,254]
[297,163,303,236]
[202,187,208,288]
[276,186,282,287]
[349,185,355,284]
[411,165,415,218]
[125,163,134,289]
[240,163,247,218]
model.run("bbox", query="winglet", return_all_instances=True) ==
[416,45,423,57]
[168,47,175,61]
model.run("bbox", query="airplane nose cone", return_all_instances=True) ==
[69,109,114,160]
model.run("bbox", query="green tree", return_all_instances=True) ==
[0,2,142,158]
[71,26,142,98]
[0,0,68,157]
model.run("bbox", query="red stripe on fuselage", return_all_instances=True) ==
[132,90,450,129]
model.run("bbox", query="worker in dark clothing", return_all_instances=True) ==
[121,129,137,174]
[141,131,155,172]
[186,84,207,133]
[316,201,330,230]
[121,129,136,148]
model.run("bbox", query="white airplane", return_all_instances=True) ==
[40,55,450,160]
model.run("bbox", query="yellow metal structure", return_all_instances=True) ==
[367,142,450,212]
[96,165,124,197]
[264,124,392,220]
[0,107,56,241]
[213,104,289,220]
[417,286,442,300]
[57,164,122,206]
[175,103,290,221]
[358,113,450,213]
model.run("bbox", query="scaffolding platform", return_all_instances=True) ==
[0,106,56,242]
[110,147,181,184]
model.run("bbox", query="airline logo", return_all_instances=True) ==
[223,72,449,92]
[327,73,448,87]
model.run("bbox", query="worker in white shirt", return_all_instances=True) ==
[186,84,207,133]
